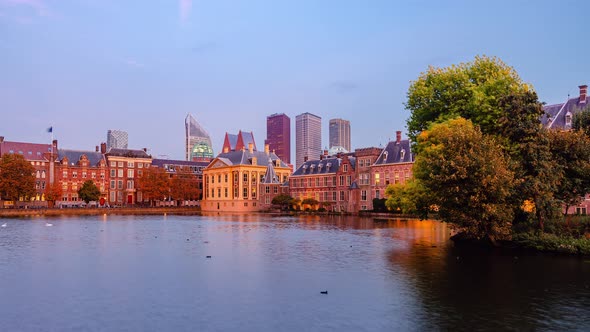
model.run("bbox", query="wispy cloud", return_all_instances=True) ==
[179,0,192,23]
[190,41,217,53]
[125,59,145,68]
[0,0,50,17]
[330,81,358,93]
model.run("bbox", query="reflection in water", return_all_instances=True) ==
[0,215,588,331]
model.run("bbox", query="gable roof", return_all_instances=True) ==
[222,130,257,152]
[58,149,105,166]
[207,150,288,169]
[374,139,414,165]
[543,96,588,130]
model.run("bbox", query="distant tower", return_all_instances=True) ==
[295,112,321,168]
[106,130,128,150]
[265,113,291,164]
[329,118,351,152]
[185,114,214,161]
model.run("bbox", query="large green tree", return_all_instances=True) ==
[385,179,431,219]
[497,91,562,230]
[405,55,530,142]
[0,154,36,201]
[548,130,590,216]
[414,118,515,242]
[78,180,101,204]
[572,104,590,135]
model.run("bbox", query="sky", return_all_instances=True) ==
[0,0,588,161]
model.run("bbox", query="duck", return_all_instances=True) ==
[45,223,53,227]
[1,223,7,228]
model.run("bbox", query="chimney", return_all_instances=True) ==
[396,131,402,143]
[143,148,147,152]
[248,143,253,153]
[264,144,270,155]
[0,136,4,143]
[320,154,324,160]
[580,85,588,104]
[223,146,229,153]
[323,149,328,156]
[53,139,58,151]
[100,142,107,154]
[304,156,308,162]
[95,146,99,152]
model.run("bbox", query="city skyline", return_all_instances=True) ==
[1,1,589,160]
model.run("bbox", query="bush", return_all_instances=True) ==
[513,232,590,255]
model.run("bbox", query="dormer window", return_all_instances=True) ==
[310,164,315,172]
[326,162,332,170]
[383,151,388,162]
[318,164,323,171]
[400,149,406,160]
[565,112,572,127]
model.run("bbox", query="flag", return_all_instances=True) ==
[47,126,53,133]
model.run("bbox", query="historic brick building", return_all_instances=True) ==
[0,136,57,206]
[288,131,415,213]
[151,158,209,204]
[104,145,152,206]
[56,147,108,207]
[368,131,414,209]
[354,147,382,211]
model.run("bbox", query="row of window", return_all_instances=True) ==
[109,161,148,168]
[62,171,106,179]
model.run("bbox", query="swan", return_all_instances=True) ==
[45,223,53,227]
[1,223,7,227]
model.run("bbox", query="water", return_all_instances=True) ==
[0,214,589,331]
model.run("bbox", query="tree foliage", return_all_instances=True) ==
[414,118,515,242]
[385,179,431,219]
[0,154,36,201]
[405,55,530,142]
[271,193,293,210]
[301,198,319,208]
[44,181,63,203]
[137,167,170,205]
[170,167,199,202]
[572,104,590,135]
[547,130,590,215]
[78,180,101,204]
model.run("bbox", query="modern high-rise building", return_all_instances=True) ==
[265,113,290,164]
[185,114,214,161]
[106,130,128,150]
[329,118,351,152]
[295,112,321,168]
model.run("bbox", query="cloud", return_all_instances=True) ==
[330,81,358,93]
[125,59,145,68]
[190,41,217,53]
[179,0,192,22]
[0,0,50,17]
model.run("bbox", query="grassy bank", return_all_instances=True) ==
[0,207,202,218]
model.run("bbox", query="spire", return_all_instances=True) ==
[262,159,279,184]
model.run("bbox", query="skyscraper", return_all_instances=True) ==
[265,113,290,164]
[185,114,214,161]
[106,130,128,150]
[329,118,351,152]
[295,112,321,168]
